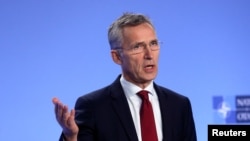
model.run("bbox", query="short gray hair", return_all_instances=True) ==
[108,12,154,50]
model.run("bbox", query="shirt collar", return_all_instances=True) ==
[120,75,155,98]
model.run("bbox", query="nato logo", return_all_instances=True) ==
[213,95,250,124]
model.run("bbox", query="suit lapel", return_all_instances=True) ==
[154,84,173,141]
[110,76,139,141]
[109,76,175,141]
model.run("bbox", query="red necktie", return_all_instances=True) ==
[137,90,158,141]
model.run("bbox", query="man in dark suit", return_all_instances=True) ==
[52,12,197,141]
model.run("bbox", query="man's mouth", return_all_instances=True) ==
[145,65,154,70]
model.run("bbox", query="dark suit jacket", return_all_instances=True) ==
[60,75,197,141]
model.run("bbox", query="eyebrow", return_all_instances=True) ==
[132,39,158,46]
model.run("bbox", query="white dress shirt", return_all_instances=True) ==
[120,75,163,141]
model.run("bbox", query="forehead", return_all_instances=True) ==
[122,23,157,44]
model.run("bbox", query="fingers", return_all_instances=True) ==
[52,97,59,104]
[52,98,69,125]
[52,97,79,138]
[53,98,63,120]
[62,105,70,123]
[67,109,76,126]
[52,97,62,118]
[52,98,76,129]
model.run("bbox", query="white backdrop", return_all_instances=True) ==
[0,1,250,141]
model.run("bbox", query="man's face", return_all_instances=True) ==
[119,23,160,88]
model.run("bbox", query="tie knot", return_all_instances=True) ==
[137,90,149,100]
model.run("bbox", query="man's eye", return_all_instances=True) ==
[133,44,142,50]
[151,41,158,46]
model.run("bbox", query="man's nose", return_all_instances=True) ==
[144,46,153,59]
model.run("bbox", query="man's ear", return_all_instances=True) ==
[111,50,122,65]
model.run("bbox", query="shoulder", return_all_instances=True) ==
[154,84,195,118]
[74,77,123,108]
[76,75,123,104]
[154,83,191,104]
[76,85,111,104]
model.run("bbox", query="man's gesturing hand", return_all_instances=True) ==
[52,97,79,141]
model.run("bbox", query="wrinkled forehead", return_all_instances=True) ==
[121,23,157,45]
